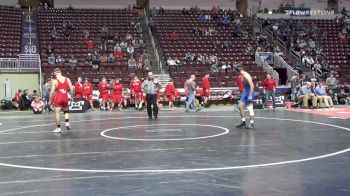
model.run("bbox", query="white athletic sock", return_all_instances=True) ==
[250,119,254,124]
[65,122,70,127]
[241,118,246,122]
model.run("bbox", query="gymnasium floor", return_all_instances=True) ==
[0,107,349,196]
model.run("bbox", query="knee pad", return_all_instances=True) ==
[247,105,254,117]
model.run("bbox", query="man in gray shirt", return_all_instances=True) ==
[185,75,201,112]
[297,82,318,108]
[142,72,161,119]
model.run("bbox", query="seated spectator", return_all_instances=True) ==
[182,8,189,15]
[326,74,338,90]
[174,57,181,66]
[67,20,74,31]
[64,29,70,38]
[185,52,193,61]
[48,54,55,65]
[100,54,108,63]
[101,25,109,38]
[86,53,93,65]
[167,57,176,66]
[302,55,314,68]
[297,82,318,108]
[46,44,54,55]
[120,41,128,50]
[55,55,64,65]
[68,55,78,69]
[337,32,346,41]
[199,14,206,22]
[83,29,89,40]
[125,32,133,41]
[31,96,44,114]
[144,57,151,68]
[210,62,219,73]
[150,6,157,17]
[114,48,123,58]
[308,39,316,49]
[159,6,165,14]
[128,57,137,68]
[169,32,178,41]
[108,53,115,63]
[86,40,94,50]
[315,83,334,108]
[92,51,100,69]
[126,45,135,55]
[136,58,144,69]
[50,27,58,40]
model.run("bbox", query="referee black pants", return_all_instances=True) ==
[146,94,158,118]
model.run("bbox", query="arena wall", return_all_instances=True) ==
[0,73,40,100]
[0,0,18,6]
[54,0,136,9]
[149,0,236,9]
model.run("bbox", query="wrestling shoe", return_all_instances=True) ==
[235,121,246,128]
[245,123,254,129]
[53,128,62,133]
[66,122,71,130]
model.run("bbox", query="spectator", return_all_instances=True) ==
[68,55,78,69]
[46,44,54,55]
[302,55,314,68]
[31,96,44,114]
[126,45,135,55]
[144,57,151,68]
[120,40,128,50]
[308,39,316,49]
[297,82,318,108]
[337,32,346,41]
[86,40,94,50]
[167,57,176,67]
[92,51,100,69]
[210,62,219,72]
[326,74,338,90]
[315,83,334,108]
[101,40,107,52]
[185,52,193,61]
[136,58,144,69]
[83,29,89,40]
[100,54,108,63]
[150,6,157,17]
[108,53,115,63]
[262,74,276,110]
[114,48,123,58]
[85,53,93,65]
[128,57,137,68]
[125,32,133,41]
[199,14,206,22]
[55,55,64,65]
[174,57,181,66]
[169,32,178,41]
[50,27,58,40]
[48,54,55,65]
[101,25,109,38]
[182,8,189,15]
[64,29,70,38]
[159,6,165,14]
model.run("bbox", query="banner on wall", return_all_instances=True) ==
[285,8,335,16]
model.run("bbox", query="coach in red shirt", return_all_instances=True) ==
[262,73,276,109]
[75,77,83,98]
[202,74,210,106]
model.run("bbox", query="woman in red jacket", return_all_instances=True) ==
[164,79,175,110]
[83,78,95,110]
[75,77,83,98]
[98,77,110,110]
[111,78,123,111]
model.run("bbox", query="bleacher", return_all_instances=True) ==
[266,18,350,83]
[0,6,21,58]
[153,9,267,88]
[38,8,145,86]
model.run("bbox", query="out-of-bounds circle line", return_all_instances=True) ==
[100,124,229,141]
[0,116,348,173]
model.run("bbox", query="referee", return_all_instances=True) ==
[142,72,162,119]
